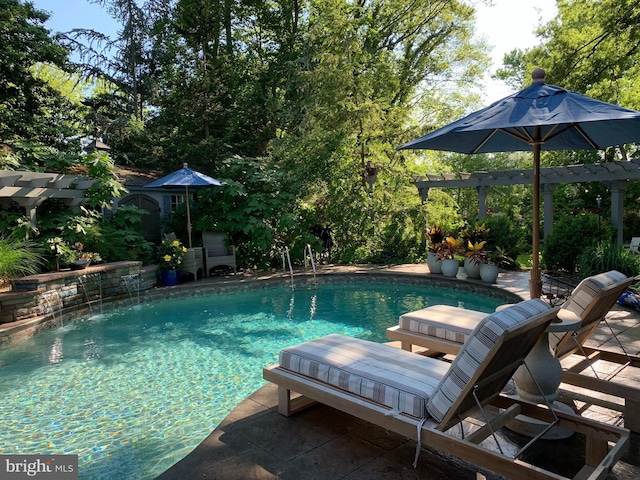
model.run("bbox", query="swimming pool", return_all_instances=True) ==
[0,280,507,479]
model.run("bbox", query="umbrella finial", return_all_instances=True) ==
[531,68,546,85]
[183,163,188,168]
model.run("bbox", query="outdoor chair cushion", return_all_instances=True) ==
[279,299,550,422]
[279,334,447,418]
[399,305,487,344]
[560,270,628,318]
[426,299,550,421]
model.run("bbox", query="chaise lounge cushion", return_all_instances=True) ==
[426,299,550,422]
[279,334,448,418]
[279,299,550,422]
[399,305,487,344]
[560,270,628,318]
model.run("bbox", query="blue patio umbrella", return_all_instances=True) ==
[144,163,223,248]
[398,68,640,297]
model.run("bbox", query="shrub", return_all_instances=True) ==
[578,242,640,278]
[483,215,525,261]
[542,213,608,274]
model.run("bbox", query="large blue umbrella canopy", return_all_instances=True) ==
[398,69,640,297]
[144,163,222,248]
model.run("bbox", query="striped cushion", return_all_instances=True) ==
[426,299,550,422]
[399,305,487,344]
[279,334,448,418]
[562,270,627,318]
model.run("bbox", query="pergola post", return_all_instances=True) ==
[608,181,629,246]
[418,186,429,204]
[477,186,487,219]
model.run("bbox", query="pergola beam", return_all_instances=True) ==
[415,159,640,245]
[0,170,97,227]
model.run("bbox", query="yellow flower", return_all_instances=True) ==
[182,247,187,253]
[163,255,171,262]
[172,240,180,247]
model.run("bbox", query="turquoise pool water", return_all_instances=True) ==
[0,281,505,479]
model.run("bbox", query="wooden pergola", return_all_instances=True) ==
[414,158,640,245]
[0,170,97,226]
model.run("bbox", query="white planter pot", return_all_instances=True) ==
[426,252,442,274]
[480,263,499,283]
[440,259,460,277]
[463,257,481,279]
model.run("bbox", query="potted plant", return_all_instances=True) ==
[426,225,446,274]
[480,247,513,283]
[464,240,487,279]
[157,238,187,286]
[460,222,490,246]
[436,237,464,277]
[70,242,102,269]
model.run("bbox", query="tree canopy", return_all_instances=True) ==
[4,0,640,271]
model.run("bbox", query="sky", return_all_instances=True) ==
[32,0,558,105]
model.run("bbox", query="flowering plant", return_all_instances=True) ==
[157,238,187,271]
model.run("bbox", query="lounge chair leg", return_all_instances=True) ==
[277,386,317,416]
[401,340,413,352]
[585,435,608,468]
[625,398,640,432]
[278,386,293,416]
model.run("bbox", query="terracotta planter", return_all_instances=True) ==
[440,258,460,277]
[426,252,442,274]
[480,263,499,283]
[463,257,481,279]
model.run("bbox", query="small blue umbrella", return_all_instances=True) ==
[144,163,223,248]
[398,69,640,297]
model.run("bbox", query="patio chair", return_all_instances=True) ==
[386,270,640,431]
[630,237,640,254]
[202,231,236,274]
[264,300,629,480]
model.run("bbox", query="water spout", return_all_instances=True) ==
[42,290,62,328]
[122,274,141,310]
[78,272,105,319]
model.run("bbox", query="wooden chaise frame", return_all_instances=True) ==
[264,306,629,480]
[386,272,640,432]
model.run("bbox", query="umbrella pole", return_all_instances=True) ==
[530,137,542,298]
[185,185,193,248]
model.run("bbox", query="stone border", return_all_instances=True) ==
[0,267,523,349]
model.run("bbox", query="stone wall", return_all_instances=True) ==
[0,262,157,347]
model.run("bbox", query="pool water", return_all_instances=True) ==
[0,281,505,479]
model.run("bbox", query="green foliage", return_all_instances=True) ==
[0,0,70,145]
[0,237,45,287]
[180,156,304,269]
[32,203,153,268]
[542,213,605,274]
[85,206,155,264]
[483,215,526,261]
[578,242,640,278]
[82,151,128,209]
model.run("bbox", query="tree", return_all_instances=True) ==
[271,0,488,258]
[0,0,70,147]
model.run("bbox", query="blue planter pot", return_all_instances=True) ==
[162,269,180,286]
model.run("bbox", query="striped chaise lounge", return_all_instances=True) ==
[386,270,640,431]
[264,300,630,480]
